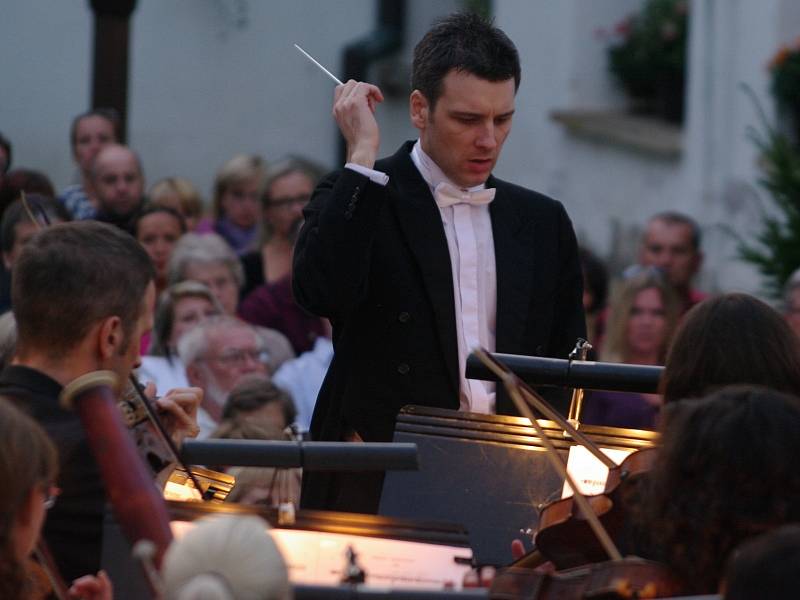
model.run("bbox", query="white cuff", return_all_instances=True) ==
[345,163,389,186]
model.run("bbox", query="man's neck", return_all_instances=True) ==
[13,352,99,387]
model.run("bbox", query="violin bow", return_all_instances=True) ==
[473,347,623,562]
[473,348,617,470]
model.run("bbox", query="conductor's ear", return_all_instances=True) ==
[410,90,429,130]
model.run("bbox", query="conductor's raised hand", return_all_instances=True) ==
[333,79,384,169]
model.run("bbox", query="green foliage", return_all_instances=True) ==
[607,0,688,100]
[738,99,800,298]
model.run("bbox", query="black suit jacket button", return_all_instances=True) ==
[397,363,410,375]
[398,311,410,323]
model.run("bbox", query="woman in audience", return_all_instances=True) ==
[581,269,680,429]
[168,233,245,315]
[212,154,266,256]
[57,108,119,220]
[0,399,111,599]
[239,156,324,295]
[134,204,187,295]
[163,514,290,600]
[635,386,800,594]
[148,176,212,233]
[139,281,222,394]
[661,292,800,403]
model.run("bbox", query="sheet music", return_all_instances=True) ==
[561,445,634,498]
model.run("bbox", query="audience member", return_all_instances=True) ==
[134,204,187,294]
[661,293,800,404]
[579,247,608,345]
[722,524,800,600]
[226,465,302,508]
[179,315,271,437]
[635,386,800,594]
[212,154,266,255]
[221,373,297,431]
[163,514,290,600]
[148,176,212,233]
[240,156,324,295]
[638,211,705,313]
[272,335,333,433]
[168,232,245,315]
[0,131,11,189]
[783,267,800,339]
[0,221,200,582]
[582,269,680,429]
[139,281,223,395]
[92,144,145,235]
[0,195,70,312]
[0,168,57,217]
[58,108,120,220]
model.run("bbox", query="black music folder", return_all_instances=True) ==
[379,406,656,566]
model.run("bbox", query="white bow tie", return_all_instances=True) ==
[434,182,496,208]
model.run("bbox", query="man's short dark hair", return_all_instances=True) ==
[1,195,71,254]
[411,12,521,110]
[13,221,155,357]
[69,108,121,148]
[648,211,702,251]
[222,373,297,427]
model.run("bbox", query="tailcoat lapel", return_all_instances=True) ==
[490,177,536,353]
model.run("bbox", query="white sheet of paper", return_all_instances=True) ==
[171,520,473,590]
[560,445,635,499]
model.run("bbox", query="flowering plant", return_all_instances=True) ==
[603,0,688,121]
[770,40,800,115]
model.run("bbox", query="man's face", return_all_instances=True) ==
[73,115,116,173]
[640,220,701,290]
[411,70,516,188]
[93,146,144,217]
[192,326,269,408]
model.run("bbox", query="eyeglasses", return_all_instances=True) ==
[268,195,309,209]
[43,486,61,510]
[203,348,270,368]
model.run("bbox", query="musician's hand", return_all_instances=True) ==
[69,569,113,600]
[333,79,384,168]
[152,384,202,444]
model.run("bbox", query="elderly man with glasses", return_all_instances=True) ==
[179,315,272,437]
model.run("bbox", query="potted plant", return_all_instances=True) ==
[604,0,688,123]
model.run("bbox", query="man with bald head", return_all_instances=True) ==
[92,144,145,234]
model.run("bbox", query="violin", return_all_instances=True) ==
[534,448,657,569]
[474,350,679,599]
[489,559,682,600]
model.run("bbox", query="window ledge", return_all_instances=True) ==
[550,109,683,159]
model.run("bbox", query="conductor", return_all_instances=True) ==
[294,12,585,511]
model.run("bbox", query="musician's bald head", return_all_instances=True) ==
[13,221,155,362]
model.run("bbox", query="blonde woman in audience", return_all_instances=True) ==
[148,177,212,233]
[163,514,291,600]
[212,154,266,255]
[581,269,681,429]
